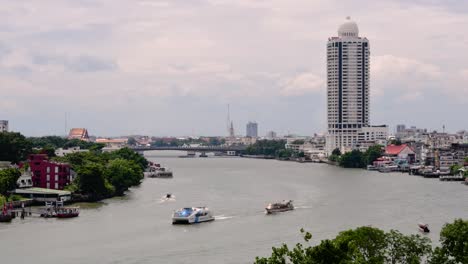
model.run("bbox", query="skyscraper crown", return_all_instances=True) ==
[338,16,359,37]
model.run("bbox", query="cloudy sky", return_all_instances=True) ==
[1,0,467,137]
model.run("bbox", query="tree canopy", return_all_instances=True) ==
[0,132,32,163]
[0,168,21,195]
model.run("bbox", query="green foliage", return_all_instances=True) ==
[339,150,366,168]
[277,148,294,159]
[256,225,434,264]
[104,159,143,195]
[245,140,287,157]
[464,157,468,163]
[328,154,340,162]
[0,168,21,195]
[385,230,432,264]
[27,136,103,150]
[449,164,462,175]
[430,219,468,264]
[108,147,148,169]
[57,148,147,198]
[390,139,402,146]
[291,139,305,145]
[332,148,342,156]
[0,132,32,163]
[365,145,384,165]
[76,163,110,196]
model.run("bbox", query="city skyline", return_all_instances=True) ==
[1,1,468,137]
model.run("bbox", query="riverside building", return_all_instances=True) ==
[326,17,386,154]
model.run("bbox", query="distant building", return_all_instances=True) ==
[0,120,8,132]
[68,128,89,141]
[384,144,416,163]
[28,154,72,190]
[396,124,406,133]
[246,122,258,138]
[95,138,128,148]
[266,131,277,139]
[55,147,89,157]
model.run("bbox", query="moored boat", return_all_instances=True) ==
[265,200,294,214]
[172,207,215,224]
[56,207,80,218]
[0,214,13,223]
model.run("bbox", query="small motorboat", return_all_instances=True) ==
[418,223,430,233]
[166,193,172,199]
[56,207,80,218]
[148,167,173,178]
[172,207,215,224]
[265,200,294,214]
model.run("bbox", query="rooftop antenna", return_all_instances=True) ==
[442,125,445,134]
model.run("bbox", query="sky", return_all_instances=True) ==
[1,0,467,137]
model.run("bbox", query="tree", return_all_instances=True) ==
[385,230,431,264]
[332,148,342,156]
[0,132,32,163]
[109,147,148,169]
[339,150,366,168]
[328,154,340,162]
[430,219,468,264]
[127,137,137,146]
[334,226,388,264]
[0,168,21,195]
[390,139,402,146]
[450,164,462,175]
[76,162,110,196]
[105,159,143,195]
[365,145,384,165]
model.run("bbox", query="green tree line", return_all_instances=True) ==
[55,148,148,199]
[255,218,468,264]
[329,145,384,168]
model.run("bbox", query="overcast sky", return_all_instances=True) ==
[1,0,467,137]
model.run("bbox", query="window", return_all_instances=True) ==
[47,174,50,181]
[55,183,58,189]
[55,175,58,181]
[55,167,59,173]
[47,167,50,173]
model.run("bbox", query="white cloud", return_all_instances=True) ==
[280,72,324,96]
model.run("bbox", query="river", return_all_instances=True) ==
[1,151,467,263]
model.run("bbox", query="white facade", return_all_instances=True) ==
[326,18,373,155]
[55,147,89,157]
[0,120,8,132]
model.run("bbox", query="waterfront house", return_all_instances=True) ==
[28,154,72,190]
[384,144,416,163]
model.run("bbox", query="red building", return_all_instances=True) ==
[29,154,72,190]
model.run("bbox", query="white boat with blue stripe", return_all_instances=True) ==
[172,207,215,224]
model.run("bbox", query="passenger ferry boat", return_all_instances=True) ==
[172,207,215,224]
[265,200,294,214]
[146,163,173,178]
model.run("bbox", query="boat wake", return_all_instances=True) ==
[294,205,313,209]
[214,215,235,220]
[158,196,176,203]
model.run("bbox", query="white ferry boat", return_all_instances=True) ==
[172,207,215,224]
[265,200,294,214]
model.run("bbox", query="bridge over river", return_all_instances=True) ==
[131,145,248,155]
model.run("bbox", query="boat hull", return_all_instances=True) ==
[265,207,294,214]
[0,214,13,223]
[57,213,79,218]
[172,216,215,225]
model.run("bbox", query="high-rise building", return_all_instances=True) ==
[326,17,372,154]
[396,124,406,133]
[266,131,277,139]
[246,122,258,138]
[0,120,8,132]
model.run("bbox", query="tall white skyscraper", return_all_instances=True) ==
[326,17,371,154]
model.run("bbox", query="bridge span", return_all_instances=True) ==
[131,145,247,154]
